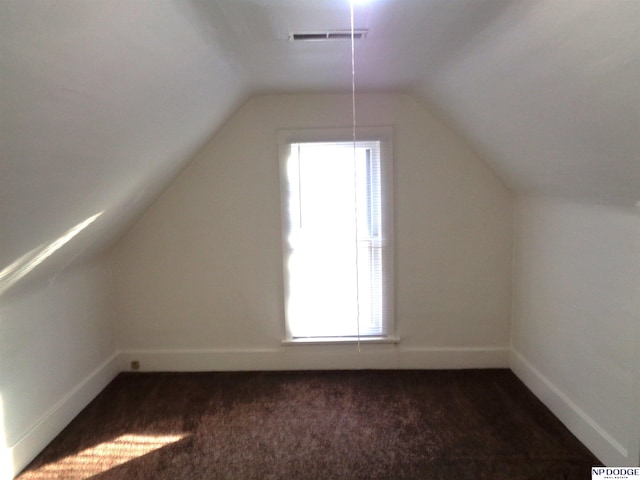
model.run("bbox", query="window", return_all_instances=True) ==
[279,128,394,342]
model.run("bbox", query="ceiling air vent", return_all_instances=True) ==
[289,30,368,41]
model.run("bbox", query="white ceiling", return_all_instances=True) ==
[1,0,638,297]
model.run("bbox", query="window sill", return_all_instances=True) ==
[282,336,400,346]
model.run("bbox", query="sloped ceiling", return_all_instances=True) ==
[1,0,638,297]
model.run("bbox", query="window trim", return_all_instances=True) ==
[281,336,400,346]
[277,127,396,344]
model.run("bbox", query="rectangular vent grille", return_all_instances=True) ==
[289,30,368,41]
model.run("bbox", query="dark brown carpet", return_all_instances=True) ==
[17,370,600,480]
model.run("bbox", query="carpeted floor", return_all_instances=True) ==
[17,369,601,479]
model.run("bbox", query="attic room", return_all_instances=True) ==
[1,0,638,478]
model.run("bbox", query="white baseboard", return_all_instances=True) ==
[0,345,514,479]
[6,347,632,478]
[399,346,510,369]
[118,345,510,372]
[510,349,633,467]
[7,352,121,479]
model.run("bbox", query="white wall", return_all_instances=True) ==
[5,92,635,476]
[511,196,640,466]
[0,257,119,479]
[111,93,513,370]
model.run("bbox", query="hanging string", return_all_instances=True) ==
[350,0,361,353]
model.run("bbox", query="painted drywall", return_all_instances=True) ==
[0,257,119,478]
[413,0,639,210]
[1,0,249,301]
[511,197,640,466]
[111,93,513,369]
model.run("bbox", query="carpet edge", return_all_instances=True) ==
[509,348,632,467]
[7,352,121,479]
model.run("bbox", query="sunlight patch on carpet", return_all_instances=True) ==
[21,433,186,479]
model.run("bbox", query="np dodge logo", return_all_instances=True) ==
[592,467,640,479]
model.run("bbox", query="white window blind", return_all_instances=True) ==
[281,137,393,340]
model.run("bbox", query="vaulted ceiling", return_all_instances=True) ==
[1,0,638,297]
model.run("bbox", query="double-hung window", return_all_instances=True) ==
[279,128,394,342]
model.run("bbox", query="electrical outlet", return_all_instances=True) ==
[131,360,140,370]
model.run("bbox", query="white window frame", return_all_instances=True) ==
[277,127,396,344]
